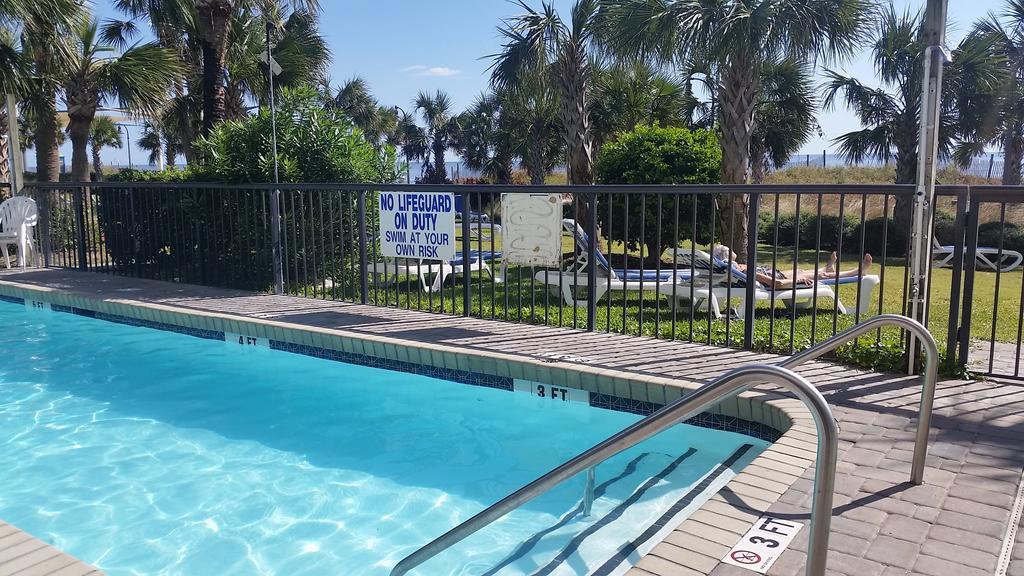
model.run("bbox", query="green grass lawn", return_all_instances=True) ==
[312,227,1021,375]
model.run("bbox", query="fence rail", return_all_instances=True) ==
[13,181,1023,375]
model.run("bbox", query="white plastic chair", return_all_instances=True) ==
[0,196,39,269]
[932,237,1023,273]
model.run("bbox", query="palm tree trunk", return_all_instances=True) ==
[33,103,61,182]
[716,58,760,262]
[893,145,917,232]
[1001,124,1024,185]
[166,139,177,170]
[527,124,546,185]
[68,117,92,183]
[0,109,9,184]
[558,56,593,186]
[92,141,103,182]
[197,0,233,136]
[432,141,447,183]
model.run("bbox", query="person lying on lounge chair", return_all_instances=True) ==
[711,245,873,290]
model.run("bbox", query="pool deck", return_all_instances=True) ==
[1,268,1022,576]
[0,521,101,576]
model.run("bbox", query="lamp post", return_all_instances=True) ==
[119,125,132,170]
[394,105,411,184]
[264,19,284,294]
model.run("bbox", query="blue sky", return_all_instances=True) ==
[59,0,1005,168]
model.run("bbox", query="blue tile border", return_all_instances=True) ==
[0,294,24,305]
[7,293,781,442]
[269,340,515,392]
[588,392,779,442]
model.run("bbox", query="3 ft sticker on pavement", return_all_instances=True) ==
[721,514,803,573]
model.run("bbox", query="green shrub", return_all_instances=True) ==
[931,210,956,245]
[595,124,720,261]
[95,86,396,292]
[759,212,860,253]
[197,89,394,184]
[978,221,1024,255]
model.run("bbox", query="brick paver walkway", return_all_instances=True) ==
[1,268,1022,576]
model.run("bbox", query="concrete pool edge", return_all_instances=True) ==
[0,275,820,576]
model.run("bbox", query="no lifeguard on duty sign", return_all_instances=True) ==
[378,191,456,260]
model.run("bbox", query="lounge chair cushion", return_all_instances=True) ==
[451,251,502,265]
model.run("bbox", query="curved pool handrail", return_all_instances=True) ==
[777,314,937,485]
[389,364,839,576]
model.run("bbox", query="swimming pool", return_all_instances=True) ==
[0,298,768,575]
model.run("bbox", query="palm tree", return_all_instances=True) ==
[88,116,122,180]
[331,77,379,133]
[223,9,329,120]
[601,0,873,257]
[0,0,80,95]
[590,59,690,151]
[413,90,456,184]
[750,59,818,183]
[17,3,81,183]
[138,124,163,167]
[823,7,1004,226]
[118,0,319,136]
[453,92,516,184]
[63,18,181,182]
[955,3,1024,184]
[502,79,564,184]
[491,0,599,186]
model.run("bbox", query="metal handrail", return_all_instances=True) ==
[389,364,839,576]
[777,314,937,485]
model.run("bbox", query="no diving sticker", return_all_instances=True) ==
[722,515,803,573]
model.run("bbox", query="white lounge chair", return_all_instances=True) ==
[534,220,710,308]
[932,237,1022,273]
[367,222,503,293]
[674,250,879,319]
[0,196,38,270]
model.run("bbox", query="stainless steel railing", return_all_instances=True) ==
[778,314,937,485]
[389,314,939,576]
[389,364,839,576]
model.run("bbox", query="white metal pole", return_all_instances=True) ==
[5,94,25,193]
[267,20,284,295]
[908,0,948,371]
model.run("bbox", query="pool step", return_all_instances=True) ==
[487,444,756,576]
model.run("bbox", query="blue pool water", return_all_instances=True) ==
[0,300,768,575]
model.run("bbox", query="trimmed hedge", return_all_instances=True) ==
[759,212,912,257]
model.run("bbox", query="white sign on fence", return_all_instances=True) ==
[378,191,456,260]
[721,514,803,574]
[501,193,563,266]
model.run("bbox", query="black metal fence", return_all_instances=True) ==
[14,182,1023,377]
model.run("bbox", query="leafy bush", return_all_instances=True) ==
[95,87,396,292]
[197,86,396,184]
[595,125,720,261]
[759,212,860,253]
[978,221,1024,255]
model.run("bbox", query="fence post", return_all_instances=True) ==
[36,187,52,267]
[269,187,284,294]
[128,189,140,278]
[586,191,598,332]
[987,154,995,180]
[72,186,87,270]
[461,190,471,317]
[743,193,760,349]
[358,190,369,305]
[957,195,981,367]
[944,188,968,368]
[822,150,826,167]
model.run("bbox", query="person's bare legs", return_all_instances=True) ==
[835,253,873,278]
